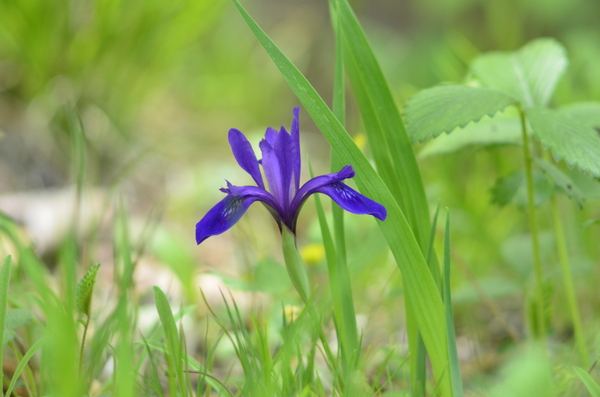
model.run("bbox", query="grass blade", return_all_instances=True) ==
[231,1,450,394]
[0,255,11,397]
[573,366,600,397]
[443,212,464,396]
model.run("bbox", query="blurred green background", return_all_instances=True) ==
[1,0,600,390]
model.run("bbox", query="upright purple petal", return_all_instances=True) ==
[259,139,285,206]
[273,127,294,210]
[195,184,281,244]
[228,129,264,189]
[290,107,301,194]
[288,165,386,230]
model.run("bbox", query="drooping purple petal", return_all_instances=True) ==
[228,129,264,189]
[313,182,387,220]
[195,183,281,244]
[290,107,301,193]
[288,165,386,230]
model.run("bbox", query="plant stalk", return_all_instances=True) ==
[549,195,588,365]
[519,106,546,343]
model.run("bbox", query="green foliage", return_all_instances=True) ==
[526,107,600,178]
[418,115,522,158]
[75,263,101,317]
[231,0,453,394]
[558,102,600,128]
[573,366,600,397]
[491,171,554,208]
[404,85,516,143]
[471,38,568,108]
[534,158,585,206]
[3,308,33,345]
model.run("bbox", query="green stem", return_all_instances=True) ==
[549,195,588,365]
[79,315,91,374]
[280,227,342,387]
[519,106,546,342]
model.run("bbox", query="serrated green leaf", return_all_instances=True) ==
[573,366,600,397]
[5,309,32,330]
[471,38,567,108]
[558,102,600,129]
[418,115,522,158]
[534,158,584,207]
[75,263,101,316]
[491,171,554,208]
[526,107,600,178]
[404,85,517,143]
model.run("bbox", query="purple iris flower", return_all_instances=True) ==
[195,107,387,244]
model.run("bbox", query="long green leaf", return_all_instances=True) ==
[153,286,186,396]
[5,338,45,397]
[404,85,517,143]
[526,107,600,178]
[443,213,463,397]
[0,256,11,397]
[471,38,567,108]
[231,1,450,394]
[573,366,600,397]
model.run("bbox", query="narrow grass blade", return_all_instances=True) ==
[231,1,450,394]
[311,164,358,373]
[573,366,600,397]
[335,0,432,249]
[443,212,464,396]
[5,338,45,397]
[153,286,186,395]
[0,255,11,397]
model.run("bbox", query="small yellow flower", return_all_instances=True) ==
[300,243,325,266]
[284,304,302,322]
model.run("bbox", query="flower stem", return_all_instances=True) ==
[519,106,546,343]
[79,314,91,374]
[549,194,588,365]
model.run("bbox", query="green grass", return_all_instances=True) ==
[1,0,600,396]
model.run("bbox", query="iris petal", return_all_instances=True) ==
[195,185,281,244]
[228,129,264,189]
[288,165,386,229]
[290,107,301,193]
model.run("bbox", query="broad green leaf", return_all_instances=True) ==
[231,1,450,394]
[471,38,567,108]
[404,85,517,143]
[526,107,600,178]
[558,102,600,129]
[534,158,584,207]
[573,366,600,397]
[5,309,32,330]
[418,116,522,158]
[76,263,101,317]
[491,171,554,208]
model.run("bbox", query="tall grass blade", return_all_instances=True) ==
[443,212,464,396]
[0,255,11,397]
[153,286,186,395]
[573,366,600,397]
[231,1,450,394]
